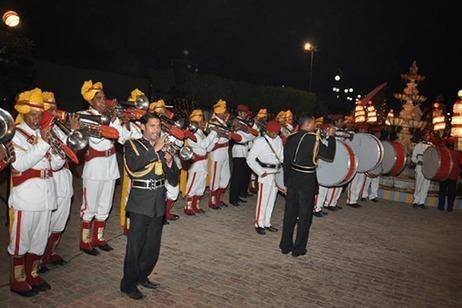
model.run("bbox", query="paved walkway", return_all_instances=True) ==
[0,176,461,307]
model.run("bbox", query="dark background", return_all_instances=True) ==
[1,0,460,110]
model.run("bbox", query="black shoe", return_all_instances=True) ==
[255,227,266,235]
[231,202,240,207]
[163,220,170,225]
[447,208,454,212]
[238,198,247,203]
[292,250,307,257]
[169,214,180,221]
[348,203,361,208]
[326,206,338,211]
[265,226,278,232]
[370,198,379,203]
[313,211,323,217]
[412,203,419,208]
[121,287,144,300]
[220,202,229,208]
[80,248,100,256]
[336,205,343,210]
[139,280,160,289]
[281,248,292,255]
[10,288,37,297]
[360,198,366,201]
[38,264,50,274]
[419,204,428,209]
[32,281,51,292]
[97,243,114,251]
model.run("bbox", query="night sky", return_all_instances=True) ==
[4,0,461,104]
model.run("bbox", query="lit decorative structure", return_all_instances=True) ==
[432,101,446,132]
[2,10,20,28]
[451,90,462,150]
[354,101,366,123]
[366,101,377,124]
[385,109,394,126]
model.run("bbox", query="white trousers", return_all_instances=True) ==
[81,179,116,221]
[325,186,343,207]
[363,176,380,199]
[255,179,278,228]
[209,156,230,191]
[347,173,367,204]
[50,196,72,233]
[315,186,329,212]
[8,210,51,256]
[413,166,430,205]
[166,182,179,201]
[186,161,208,197]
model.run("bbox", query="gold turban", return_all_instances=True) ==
[128,88,145,102]
[15,88,45,115]
[213,99,227,115]
[315,117,324,125]
[276,111,286,123]
[81,80,103,102]
[149,99,166,113]
[42,91,56,111]
[189,109,203,122]
[256,108,267,119]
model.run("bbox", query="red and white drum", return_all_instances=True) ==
[422,146,454,181]
[317,140,358,187]
[346,133,384,173]
[381,141,407,176]
[365,163,383,178]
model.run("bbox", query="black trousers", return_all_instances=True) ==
[121,212,163,292]
[438,179,458,211]
[229,157,251,203]
[279,176,317,254]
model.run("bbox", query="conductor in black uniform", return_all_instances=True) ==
[279,114,336,257]
[120,113,179,299]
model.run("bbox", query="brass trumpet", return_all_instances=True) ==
[163,140,194,161]
[56,110,111,126]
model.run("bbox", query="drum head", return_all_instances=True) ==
[422,147,439,179]
[381,141,397,174]
[346,133,383,173]
[317,140,356,187]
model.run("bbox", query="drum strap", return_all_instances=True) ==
[263,135,282,164]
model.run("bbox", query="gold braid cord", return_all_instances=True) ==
[123,140,156,178]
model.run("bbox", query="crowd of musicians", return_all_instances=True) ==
[0,81,460,300]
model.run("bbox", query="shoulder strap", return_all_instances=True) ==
[16,127,37,145]
[263,135,282,164]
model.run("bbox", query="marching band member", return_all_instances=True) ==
[280,114,336,257]
[276,111,288,143]
[120,113,179,300]
[79,81,141,255]
[208,100,238,209]
[247,120,285,235]
[249,108,268,194]
[362,175,379,202]
[229,104,256,207]
[149,99,181,222]
[438,140,461,212]
[39,91,76,270]
[346,123,369,208]
[8,88,64,296]
[411,132,432,209]
[324,187,343,210]
[184,109,218,214]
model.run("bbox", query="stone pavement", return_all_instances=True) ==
[0,176,461,307]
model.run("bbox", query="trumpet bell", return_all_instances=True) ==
[0,108,16,143]
[67,129,89,151]
[179,146,194,161]
[134,95,149,110]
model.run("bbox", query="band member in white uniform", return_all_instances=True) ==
[247,120,285,235]
[362,175,379,202]
[411,133,431,209]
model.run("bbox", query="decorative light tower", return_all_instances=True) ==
[366,101,377,124]
[450,90,462,150]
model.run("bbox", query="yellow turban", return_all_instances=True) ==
[189,109,203,122]
[285,110,293,119]
[42,91,56,110]
[256,108,267,119]
[213,99,227,115]
[15,88,45,115]
[128,88,145,102]
[149,99,166,113]
[276,111,286,123]
[315,117,324,125]
[81,80,103,102]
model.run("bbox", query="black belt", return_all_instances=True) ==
[235,142,250,146]
[291,163,316,174]
[132,179,165,190]
[417,161,423,166]
[257,158,281,169]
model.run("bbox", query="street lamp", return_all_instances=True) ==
[2,10,20,28]
[303,42,316,92]
[334,75,341,81]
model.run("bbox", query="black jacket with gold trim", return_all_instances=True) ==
[283,130,336,188]
[124,137,179,217]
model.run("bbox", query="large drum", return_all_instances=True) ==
[346,133,384,173]
[381,141,407,176]
[365,163,382,178]
[422,146,454,181]
[317,140,358,187]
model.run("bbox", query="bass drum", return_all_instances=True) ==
[381,141,407,176]
[365,163,382,178]
[422,146,454,181]
[346,133,384,173]
[317,140,358,187]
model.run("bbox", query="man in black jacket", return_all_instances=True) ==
[279,114,336,257]
[120,113,179,300]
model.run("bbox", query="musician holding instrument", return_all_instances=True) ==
[247,120,284,235]
[121,112,179,300]
[411,131,432,209]
[279,114,336,257]
[8,88,65,296]
[248,108,268,194]
[78,81,142,256]
[184,109,218,214]
[438,140,462,212]
[229,104,257,207]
